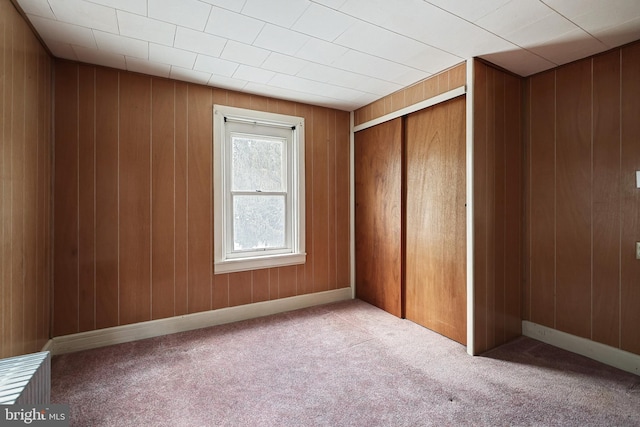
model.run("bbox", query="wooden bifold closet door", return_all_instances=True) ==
[354,118,403,318]
[405,96,466,345]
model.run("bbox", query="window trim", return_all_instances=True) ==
[213,105,306,274]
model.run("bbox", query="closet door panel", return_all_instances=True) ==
[405,96,466,344]
[354,118,402,317]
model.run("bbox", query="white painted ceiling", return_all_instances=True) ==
[15,0,640,111]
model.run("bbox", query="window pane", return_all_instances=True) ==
[231,136,285,192]
[233,195,285,251]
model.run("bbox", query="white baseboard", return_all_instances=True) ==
[41,339,54,353]
[48,288,352,356]
[522,321,640,376]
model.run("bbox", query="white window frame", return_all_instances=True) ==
[213,105,306,274]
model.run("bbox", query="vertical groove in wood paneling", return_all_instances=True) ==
[78,65,95,332]
[312,106,329,293]
[473,61,488,353]
[335,111,350,287]
[592,50,621,348]
[493,71,506,345]
[53,61,79,337]
[12,20,26,353]
[151,79,176,320]
[174,82,189,316]
[0,2,52,357]
[186,84,212,314]
[555,59,592,339]
[485,68,496,350]
[620,43,640,355]
[503,73,522,341]
[94,67,119,329]
[23,24,38,352]
[119,72,152,325]
[528,70,556,329]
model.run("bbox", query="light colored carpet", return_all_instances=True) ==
[51,299,640,426]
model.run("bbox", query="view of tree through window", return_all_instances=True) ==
[231,135,287,251]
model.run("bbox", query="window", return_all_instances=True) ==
[213,105,305,274]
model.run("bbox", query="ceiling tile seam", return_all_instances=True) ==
[266,72,378,100]
[421,0,563,66]
[325,5,465,60]
[538,0,607,47]
[289,1,313,29]
[264,48,414,88]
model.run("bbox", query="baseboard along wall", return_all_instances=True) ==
[522,321,640,377]
[44,288,352,355]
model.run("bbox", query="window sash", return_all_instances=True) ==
[214,105,306,274]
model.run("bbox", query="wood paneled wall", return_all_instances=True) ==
[0,1,52,358]
[354,62,466,127]
[523,41,640,355]
[53,61,350,336]
[473,60,523,354]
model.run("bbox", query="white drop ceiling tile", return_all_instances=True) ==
[28,15,97,49]
[244,81,344,109]
[48,0,118,34]
[220,40,270,67]
[481,48,555,76]
[425,0,512,22]
[194,54,239,77]
[242,0,311,28]
[73,45,126,69]
[330,49,422,85]
[363,1,514,59]
[575,3,640,34]
[86,0,146,15]
[93,30,148,59]
[199,0,246,13]
[170,66,212,84]
[297,63,361,86]
[529,30,608,66]
[476,0,556,37]
[269,73,364,102]
[208,74,248,91]
[148,0,211,31]
[262,52,309,75]
[253,24,310,56]
[125,57,171,78]
[204,7,264,44]
[149,43,197,68]
[593,16,640,48]
[295,38,348,65]
[16,0,56,19]
[403,45,461,74]
[291,3,355,41]
[505,11,577,48]
[311,0,348,9]
[233,65,276,84]
[335,21,457,73]
[117,11,176,47]
[353,77,403,97]
[174,27,226,57]
[44,41,79,60]
[543,0,640,31]
[338,0,390,26]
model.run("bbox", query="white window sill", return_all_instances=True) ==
[214,253,306,274]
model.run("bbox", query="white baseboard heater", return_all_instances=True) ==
[0,351,51,404]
